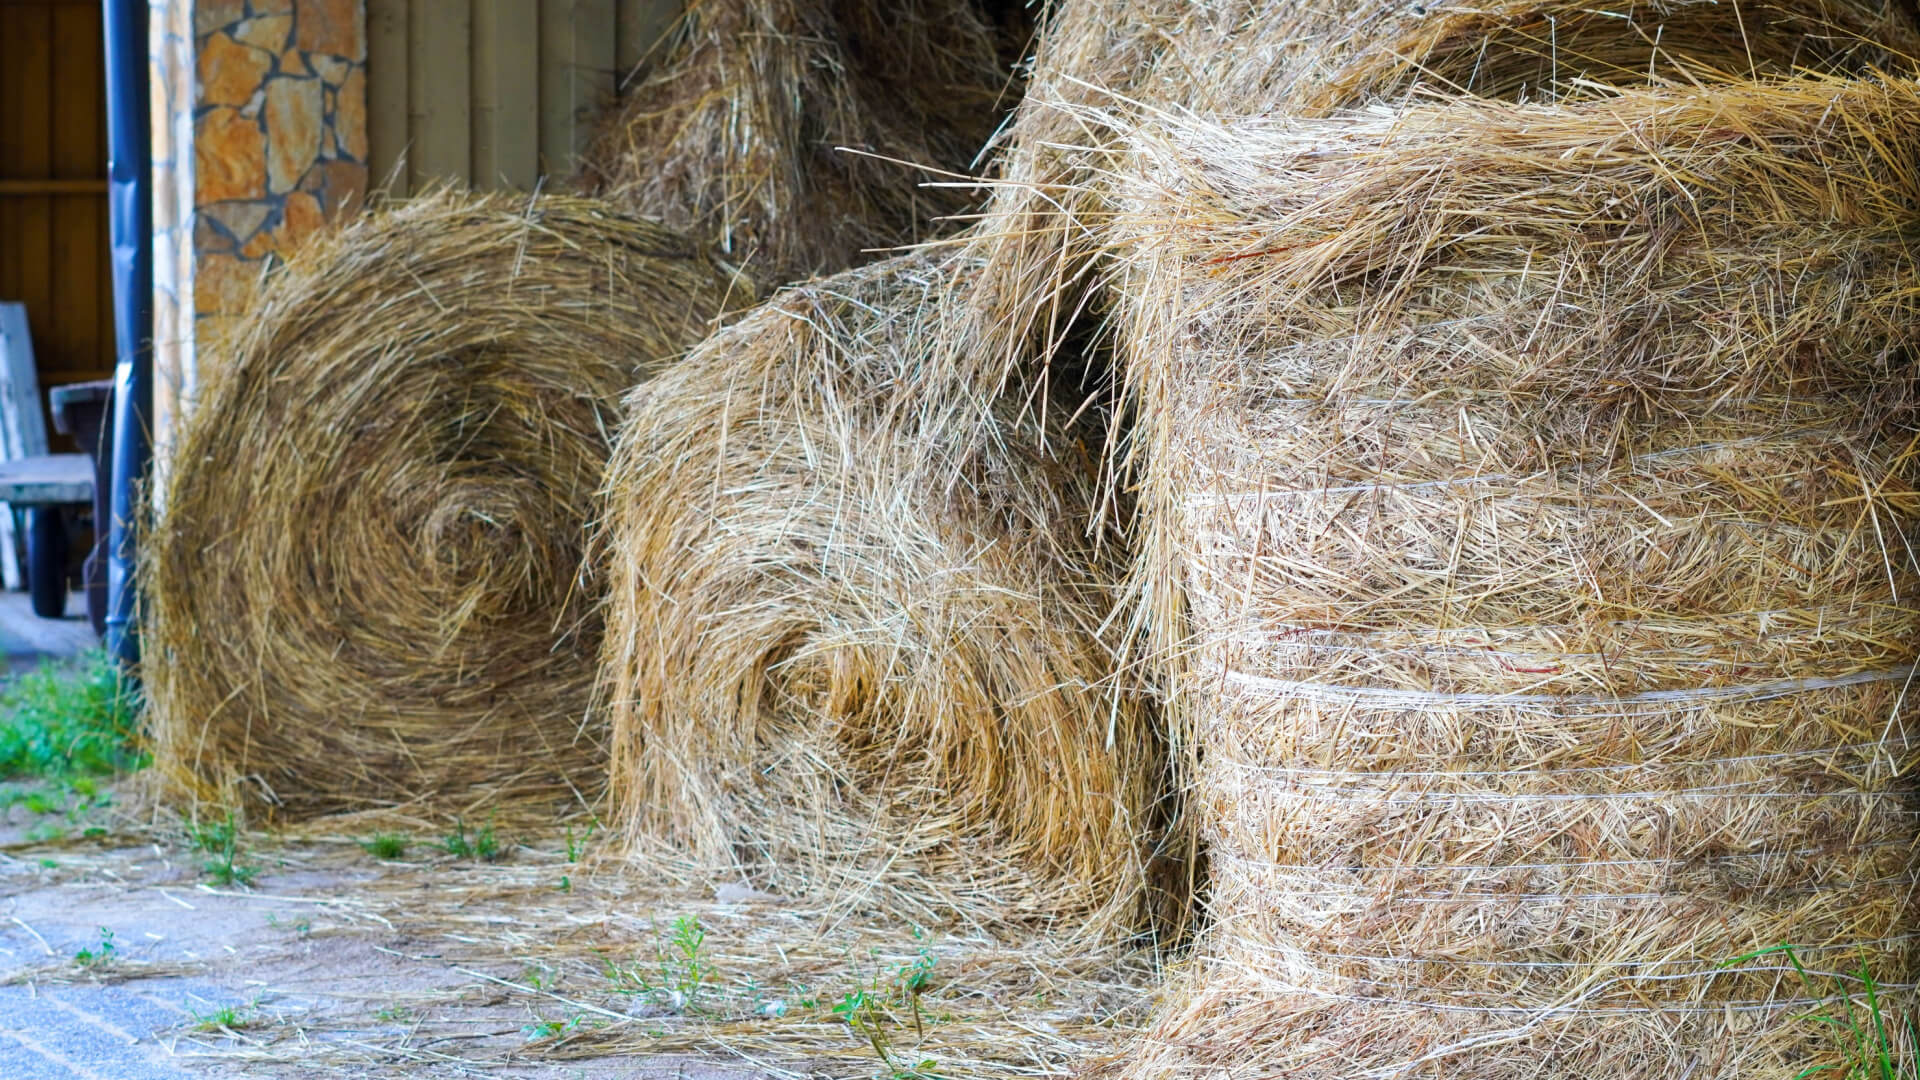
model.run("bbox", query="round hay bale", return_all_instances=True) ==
[147,190,743,820]
[580,0,1033,287]
[597,251,1167,931]
[1099,78,1920,1077]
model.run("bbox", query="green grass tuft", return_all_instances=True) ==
[358,832,409,860]
[438,817,502,862]
[0,650,143,780]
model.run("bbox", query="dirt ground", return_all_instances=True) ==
[0,784,1159,1078]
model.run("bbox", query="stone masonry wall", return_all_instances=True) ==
[150,0,368,450]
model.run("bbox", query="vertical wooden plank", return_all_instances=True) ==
[538,0,572,178]
[45,194,94,389]
[472,0,540,191]
[0,4,52,180]
[409,0,474,187]
[13,196,52,390]
[96,195,116,371]
[50,3,105,180]
[574,0,617,169]
[366,0,412,196]
[0,302,47,590]
[1,4,54,180]
[615,0,682,87]
[540,0,616,178]
[0,199,19,308]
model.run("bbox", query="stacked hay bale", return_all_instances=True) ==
[960,0,1920,371]
[147,191,742,819]
[1099,78,1920,1077]
[581,0,1033,286]
[597,250,1165,930]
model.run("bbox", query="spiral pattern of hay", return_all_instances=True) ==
[1098,77,1920,1077]
[146,191,742,820]
[597,251,1167,932]
[581,0,1033,287]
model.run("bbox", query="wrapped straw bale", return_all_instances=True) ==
[580,0,1033,287]
[147,191,742,819]
[598,251,1165,931]
[1101,78,1920,1077]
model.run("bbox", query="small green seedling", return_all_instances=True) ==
[601,915,711,1014]
[890,949,938,1039]
[835,989,941,1078]
[374,1005,412,1023]
[358,832,409,859]
[188,1002,256,1032]
[264,912,312,936]
[437,817,502,862]
[188,812,257,887]
[564,820,597,862]
[72,927,116,969]
[520,1014,585,1042]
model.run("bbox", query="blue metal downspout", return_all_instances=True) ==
[103,0,152,672]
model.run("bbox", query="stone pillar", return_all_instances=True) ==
[149,0,368,455]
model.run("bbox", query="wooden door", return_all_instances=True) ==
[0,0,114,454]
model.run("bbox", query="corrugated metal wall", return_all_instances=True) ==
[364,0,681,195]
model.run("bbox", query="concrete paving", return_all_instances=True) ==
[0,590,97,674]
[0,980,222,1079]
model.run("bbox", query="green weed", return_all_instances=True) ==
[1725,945,1915,1079]
[437,817,502,861]
[835,988,942,1079]
[520,1014,586,1042]
[563,820,597,862]
[358,832,409,860]
[601,915,711,1013]
[264,912,311,936]
[72,927,115,969]
[188,811,258,887]
[0,650,142,780]
[188,1002,257,1032]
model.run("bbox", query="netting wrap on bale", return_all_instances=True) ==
[1101,79,1920,1077]
[598,251,1166,932]
[582,0,1031,286]
[148,191,743,820]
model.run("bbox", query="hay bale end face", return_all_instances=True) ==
[598,251,1166,932]
[1101,78,1920,1078]
[146,191,742,820]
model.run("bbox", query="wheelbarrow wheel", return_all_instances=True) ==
[26,506,67,619]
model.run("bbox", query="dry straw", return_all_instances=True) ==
[957,0,1920,378]
[1094,75,1920,1078]
[596,250,1168,933]
[147,190,742,821]
[580,0,1033,286]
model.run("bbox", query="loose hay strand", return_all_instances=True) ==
[146,189,743,822]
